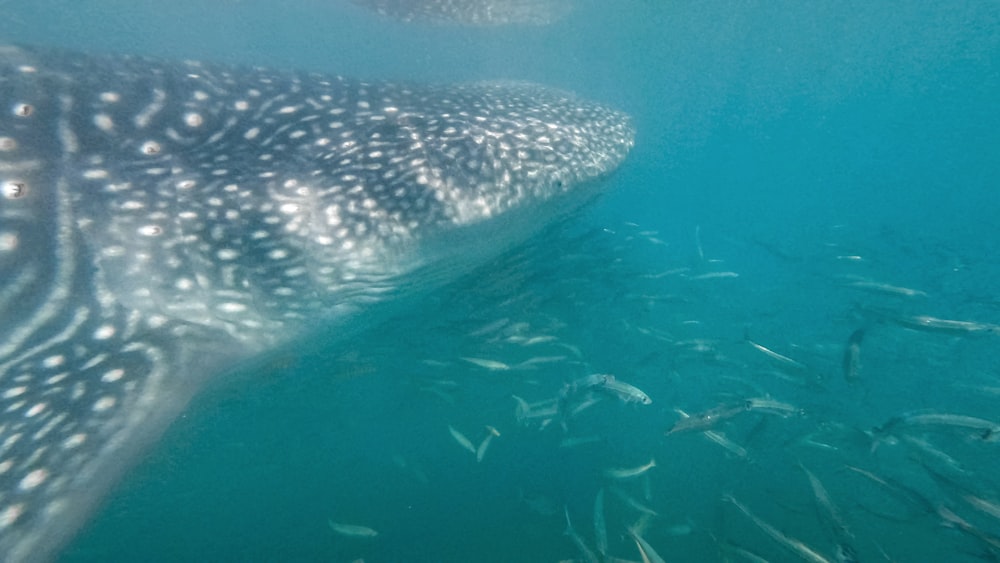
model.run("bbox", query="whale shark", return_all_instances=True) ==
[0,45,633,561]
[350,0,573,25]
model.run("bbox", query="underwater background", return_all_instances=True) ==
[3,0,999,561]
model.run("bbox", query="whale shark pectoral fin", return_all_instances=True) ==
[0,308,245,562]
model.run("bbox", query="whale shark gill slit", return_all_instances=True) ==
[0,44,634,561]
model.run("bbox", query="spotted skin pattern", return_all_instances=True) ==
[351,0,574,25]
[0,44,633,561]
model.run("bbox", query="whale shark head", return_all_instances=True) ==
[0,44,633,561]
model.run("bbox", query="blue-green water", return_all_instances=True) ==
[5,1,999,561]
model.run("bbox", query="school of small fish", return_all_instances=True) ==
[324,221,999,562]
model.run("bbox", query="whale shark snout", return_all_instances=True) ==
[0,44,633,561]
[413,80,634,226]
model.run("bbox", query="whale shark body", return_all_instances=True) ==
[0,44,632,560]
[350,0,574,25]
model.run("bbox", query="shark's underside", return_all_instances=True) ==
[0,44,633,561]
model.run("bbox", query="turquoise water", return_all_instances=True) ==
[5,1,999,561]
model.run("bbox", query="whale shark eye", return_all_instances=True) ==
[2,181,27,199]
[13,103,34,117]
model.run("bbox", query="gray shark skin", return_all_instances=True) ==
[350,0,573,26]
[0,45,633,561]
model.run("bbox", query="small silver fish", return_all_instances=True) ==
[475,425,500,463]
[564,506,600,563]
[594,489,608,557]
[724,494,831,563]
[746,338,809,372]
[327,520,379,538]
[627,525,667,563]
[842,328,865,382]
[461,357,512,371]
[448,425,477,455]
[604,459,657,480]
[596,375,652,405]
